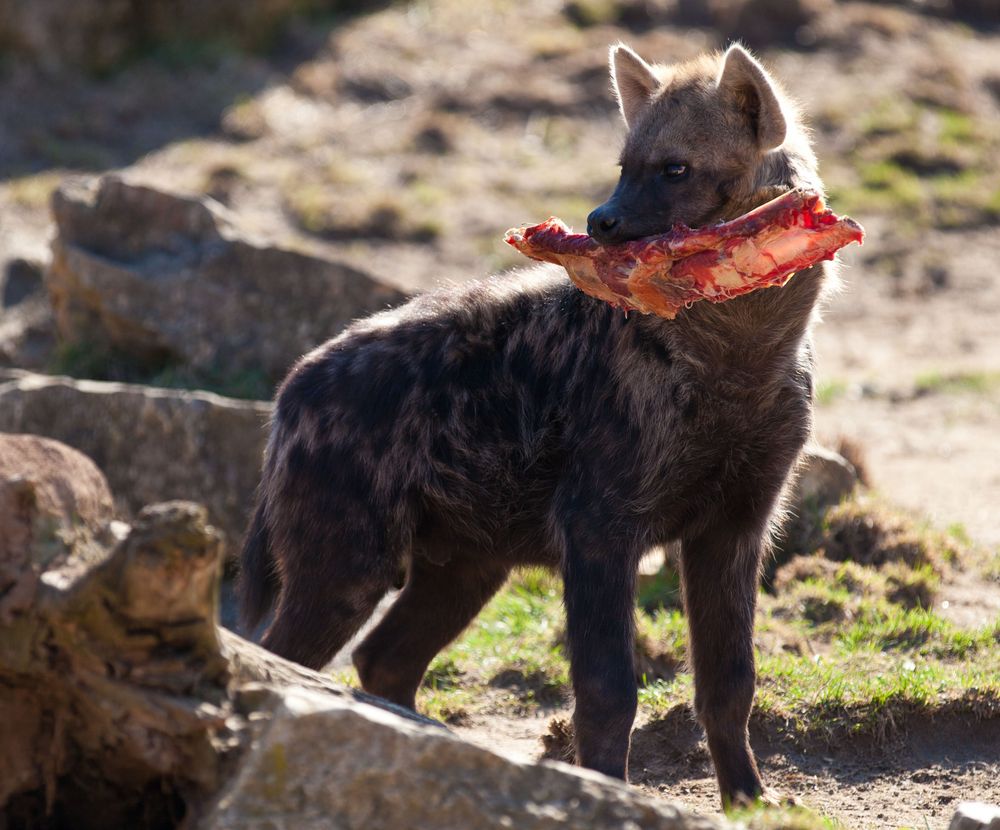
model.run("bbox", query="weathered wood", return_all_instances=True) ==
[0,477,436,829]
[1,499,234,827]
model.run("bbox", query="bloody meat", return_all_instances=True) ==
[504,188,864,318]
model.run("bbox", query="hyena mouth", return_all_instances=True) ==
[505,188,863,319]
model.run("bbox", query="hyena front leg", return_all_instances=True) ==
[680,523,766,807]
[352,555,510,710]
[560,505,641,779]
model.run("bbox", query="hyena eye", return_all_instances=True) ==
[662,163,689,180]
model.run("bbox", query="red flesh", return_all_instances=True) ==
[504,188,864,318]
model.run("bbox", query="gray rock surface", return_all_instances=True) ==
[1,257,55,371]
[793,444,859,510]
[0,370,270,546]
[951,802,1000,830]
[47,175,406,386]
[2,258,44,308]
[0,295,55,371]
[205,686,727,830]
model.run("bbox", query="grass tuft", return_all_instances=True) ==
[729,803,843,830]
[915,370,1000,396]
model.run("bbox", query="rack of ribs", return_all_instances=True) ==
[504,188,864,318]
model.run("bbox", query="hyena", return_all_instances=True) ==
[241,43,829,806]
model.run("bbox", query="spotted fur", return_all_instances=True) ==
[240,43,831,806]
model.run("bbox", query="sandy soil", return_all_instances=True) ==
[814,226,1000,550]
[455,709,1000,829]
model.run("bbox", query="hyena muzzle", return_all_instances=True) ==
[241,42,830,807]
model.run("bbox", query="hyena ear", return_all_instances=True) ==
[717,44,787,151]
[610,44,659,128]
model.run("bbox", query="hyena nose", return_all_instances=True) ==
[587,205,623,244]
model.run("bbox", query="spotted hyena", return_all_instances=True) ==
[241,43,830,807]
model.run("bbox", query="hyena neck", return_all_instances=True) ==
[660,151,828,385]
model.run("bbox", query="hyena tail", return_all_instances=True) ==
[239,497,279,634]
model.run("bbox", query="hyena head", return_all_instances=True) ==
[588,43,792,244]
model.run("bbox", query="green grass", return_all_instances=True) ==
[828,96,1000,231]
[635,602,1000,742]
[283,168,446,243]
[48,340,274,400]
[778,580,854,625]
[915,370,1000,396]
[946,522,973,546]
[342,546,1000,745]
[755,653,999,741]
[776,490,964,577]
[637,563,682,613]
[414,568,570,719]
[327,498,997,783]
[729,804,843,830]
[145,36,240,71]
[815,379,848,406]
[636,607,688,668]
[149,364,274,401]
[984,550,1000,583]
[836,605,999,659]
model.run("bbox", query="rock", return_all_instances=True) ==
[2,258,44,308]
[1,257,55,371]
[0,433,114,622]
[0,295,56,371]
[0,370,270,547]
[47,175,407,386]
[771,444,860,570]
[950,802,1000,830]
[0,433,113,544]
[792,444,859,510]
[205,686,726,830]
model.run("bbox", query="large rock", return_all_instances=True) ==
[205,686,725,830]
[47,175,406,386]
[0,433,114,622]
[0,370,270,546]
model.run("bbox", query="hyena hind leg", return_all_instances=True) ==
[352,556,510,710]
[262,540,396,671]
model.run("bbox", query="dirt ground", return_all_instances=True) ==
[1,0,998,827]
[814,224,1000,551]
[454,708,1000,830]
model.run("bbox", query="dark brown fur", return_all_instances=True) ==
[240,43,831,807]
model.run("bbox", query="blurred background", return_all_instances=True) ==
[1,3,998,826]
[1,0,998,550]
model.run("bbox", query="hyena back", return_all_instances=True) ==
[241,43,828,807]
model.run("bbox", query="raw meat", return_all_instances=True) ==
[504,188,864,318]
